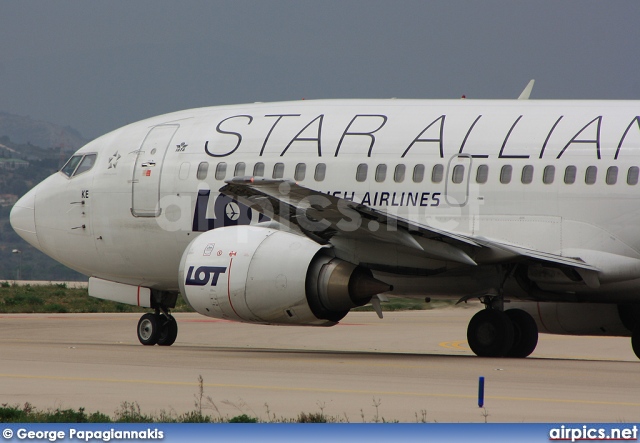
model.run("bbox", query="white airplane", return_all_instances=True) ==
[10,89,640,359]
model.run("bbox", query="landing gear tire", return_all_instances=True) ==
[505,309,538,358]
[467,309,514,357]
[157,315,178,346]
[137,313,160,346]
[632,325,640,360]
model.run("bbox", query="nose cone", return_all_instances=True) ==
[10,187,41,250]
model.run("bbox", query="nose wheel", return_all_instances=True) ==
[137,311,178,346]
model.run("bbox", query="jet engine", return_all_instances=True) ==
[178,226,391,326]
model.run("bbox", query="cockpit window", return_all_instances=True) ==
[74,154,97,176]
[61,155,83,177]
[60,154,97,178]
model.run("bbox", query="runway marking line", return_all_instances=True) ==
[439,340,469,351]
[0,373,639,408]
[0,338,631,362]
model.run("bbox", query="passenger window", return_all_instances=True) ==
[215,162,227,180]
[564,166,577,184]
[476,165,488,184]
[315,163,326,181]
[196,162,209,180]
[273,162,284,179]
[294,163,306,181]
[61,155,82,177]
[394,164,406,183]
[627,166,639,185]
[412,164,425,183]
[606,166,618,185]
[234,162,246,177]
[431,164,444,183]
[451,165,465,184]
[375,164,387,182]
[500,165,512,184]
[585,166,597,185]
[521,165,534,184]
[543,165,555,184]
[356,164,368,182]
[73,154,97,176]
[253,162,265,177]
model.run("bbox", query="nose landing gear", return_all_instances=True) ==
[137,310,178,346]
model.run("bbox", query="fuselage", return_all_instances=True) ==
[11,99,640,300]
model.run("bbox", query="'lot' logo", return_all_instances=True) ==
[185,266,227,286]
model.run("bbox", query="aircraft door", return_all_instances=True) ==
[445,154,472,207]
[131,125,179,217]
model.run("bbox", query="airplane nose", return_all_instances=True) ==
[10,186,41,250]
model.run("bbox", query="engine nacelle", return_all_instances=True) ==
[179,226,391,326]
[511,302,634,336]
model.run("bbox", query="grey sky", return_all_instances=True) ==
[2,1,639,139]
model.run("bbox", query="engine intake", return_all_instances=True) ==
[179,226,391,326]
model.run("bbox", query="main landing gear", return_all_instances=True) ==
[137,310,178,346]
[632,326,640,360]
[466,297,538,358]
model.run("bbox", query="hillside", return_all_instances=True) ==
[0,135,85,281]
[0,136,71,196]
[0,112,89,151]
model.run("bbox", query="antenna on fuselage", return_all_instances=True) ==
[517,79,535,100]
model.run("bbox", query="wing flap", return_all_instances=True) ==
[220,178,601,274]
[221,178,478,265]
[472,237,599,271]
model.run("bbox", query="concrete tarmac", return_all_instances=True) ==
[0,307,638,423]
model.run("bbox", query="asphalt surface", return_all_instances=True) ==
[0,308,637,422]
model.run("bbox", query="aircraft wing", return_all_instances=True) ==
[220,178,599,272]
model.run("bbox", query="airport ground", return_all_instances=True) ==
[0,307,638,423]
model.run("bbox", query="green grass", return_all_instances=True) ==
[353,296,456,312]
[0,283,193,314]
[0,402,347,423]
[0,402,252,423]
[0,283,453,314]
[0,403,112,423]
[0,375,435,423]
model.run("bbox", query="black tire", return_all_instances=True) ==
[157,315,178,347]
[632,325,640,360]
[137,313,160,346]
[505,309,538,358]
[467,309,515,357]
